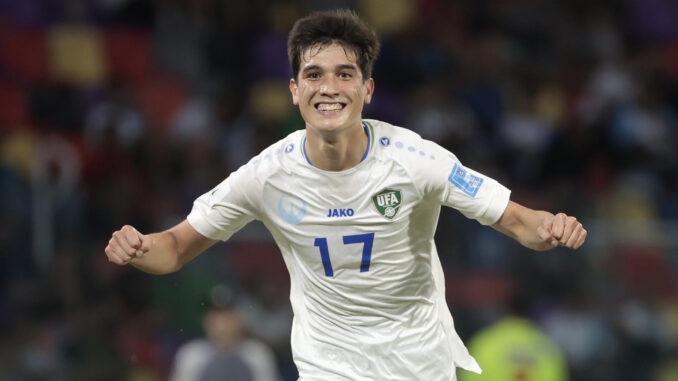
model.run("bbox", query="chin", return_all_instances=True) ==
[319,118,357,132]
[306,114,342,129]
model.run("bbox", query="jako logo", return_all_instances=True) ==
[327,208,354,217]
[372,189,402,219]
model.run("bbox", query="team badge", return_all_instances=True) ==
[372,189,402,219]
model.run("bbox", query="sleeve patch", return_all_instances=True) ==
[448,163,484,197]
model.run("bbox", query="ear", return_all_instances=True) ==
[289,78,299,105]
[363,78,375,104]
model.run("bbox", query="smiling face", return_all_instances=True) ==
[289,43,374,136]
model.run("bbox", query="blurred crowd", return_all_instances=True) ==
[0,0,677,380]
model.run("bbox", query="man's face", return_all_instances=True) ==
[290,43,374,134]
[204,310,243,350]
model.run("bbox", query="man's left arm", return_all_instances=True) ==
[492,201,587,251]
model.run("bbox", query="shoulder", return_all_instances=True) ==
[366,119,457,169]
[238,338,277,359]
[174,338,215,359]
[365,119,420,144]
[232,129,306,180]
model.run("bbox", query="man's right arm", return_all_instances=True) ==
[105,220,217,275]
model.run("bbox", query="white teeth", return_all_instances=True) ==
[317,103,343,111]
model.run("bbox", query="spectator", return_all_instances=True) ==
[459,292,568,381]
[170,286,279,381]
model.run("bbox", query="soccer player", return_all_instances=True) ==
[105,9,587,381]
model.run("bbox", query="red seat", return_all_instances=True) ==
[0,83,29,130]
[612,245,677,298]
[446,271,514,308]
[0,24,48,82]
[668,42,678,78]
[137,76,187,130]
[104,28,153,82]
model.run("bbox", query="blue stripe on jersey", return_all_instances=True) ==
[302,122,371,166]
[302,135,312,165]
[359,121,371,163]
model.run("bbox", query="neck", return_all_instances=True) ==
[304,122,368,171]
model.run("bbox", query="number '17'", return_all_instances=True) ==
[314,233,375,277]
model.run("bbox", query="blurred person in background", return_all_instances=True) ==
[105,9,586,380]
[170,285,279,381]
[458,290,568,381]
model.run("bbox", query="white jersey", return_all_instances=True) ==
[187,119,511,381]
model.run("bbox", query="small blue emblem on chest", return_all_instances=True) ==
[448,163,483,197]
[277,195,307,224]
[327,208,354,217]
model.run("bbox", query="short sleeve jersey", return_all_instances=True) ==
[188,120,511,381]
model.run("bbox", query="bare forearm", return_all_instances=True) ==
[106,220,216,274]
[492,201,587,251]
[129,231,183,274]
[494,207,555,251]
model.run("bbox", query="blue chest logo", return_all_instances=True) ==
[327,208,354,218]
[277,194,307,224]
[448,163,483,197]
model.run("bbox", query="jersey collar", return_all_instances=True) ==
[302,121,373,166]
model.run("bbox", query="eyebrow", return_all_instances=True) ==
[336,64,358,72]
[301,64,358,74]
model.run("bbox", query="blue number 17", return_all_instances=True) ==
[313,233,375,277]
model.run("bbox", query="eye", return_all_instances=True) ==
[306,72,320,80]
[339,72,352,79]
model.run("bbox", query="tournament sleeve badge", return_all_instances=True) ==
[372,189,402,219]
[448,163,483,198]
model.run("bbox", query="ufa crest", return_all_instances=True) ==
[372,189,402,219]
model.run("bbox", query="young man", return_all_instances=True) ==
[105,9,587,380]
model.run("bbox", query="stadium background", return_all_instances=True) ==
[1,0,677,380]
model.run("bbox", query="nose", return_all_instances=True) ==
[319,76,340,96]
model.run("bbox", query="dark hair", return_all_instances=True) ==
[287,9,380,81]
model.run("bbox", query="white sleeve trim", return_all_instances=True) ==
[477,184,511,226]
[187,210,233,241]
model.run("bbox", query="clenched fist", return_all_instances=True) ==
[105,225,153,265]
[537,213,587,249]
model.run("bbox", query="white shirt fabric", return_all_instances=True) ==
[188,119,511,381]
